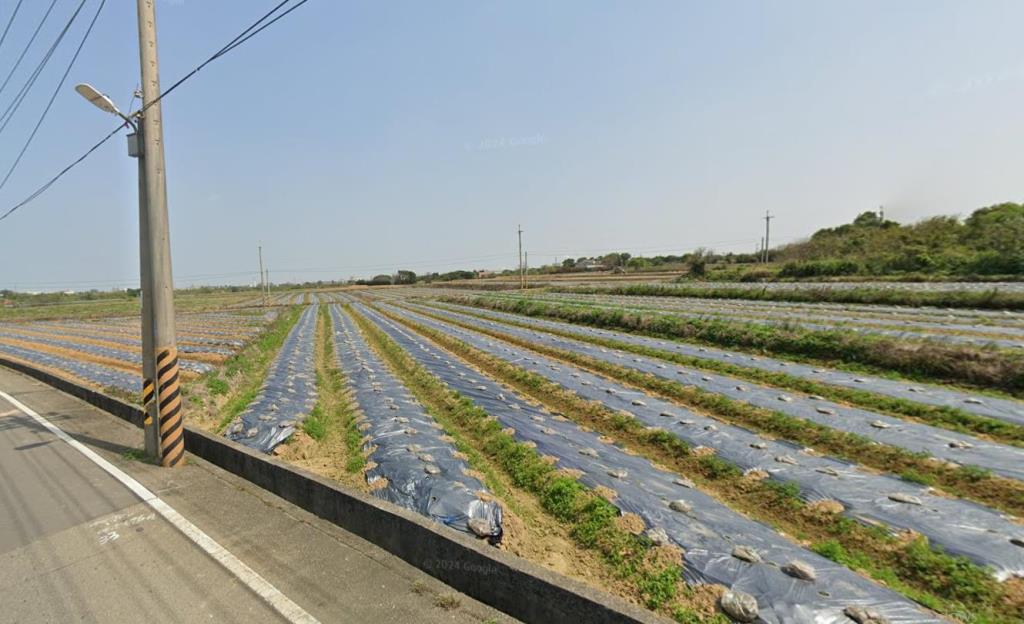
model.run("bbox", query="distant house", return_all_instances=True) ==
[574,259,606,271]
[475,270,495,278]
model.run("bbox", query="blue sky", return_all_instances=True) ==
[0,0,1022,290]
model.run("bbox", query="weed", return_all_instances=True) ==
[425,300,1024,446]
[213,306,303,433]
[445,295,1024,395]
[205,376,229,396]
[380,304,1018,622]
[410,580,429,595]
[433,593,461,610]
[351,307,704,619]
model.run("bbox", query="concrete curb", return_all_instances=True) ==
[0,358,666,624]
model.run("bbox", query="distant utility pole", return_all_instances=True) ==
[879,205,884,221]
[525,251,529,286]
[762,211,774,263]
[518,224,524,290]
[265,268,270,299]
[137,0,183,467]
[258,245,266,306]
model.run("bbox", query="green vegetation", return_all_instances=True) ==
[554,283,1024,311]
[212,306,303,433]
[351,307,726,621]
[445,295,1024,395]
[419,301,1024,516]
[378,305,1020,622]
[424,301,1024,445]
[772,203,1024,277]
[310,306,365,472]
[205,376,229,396]
[0,288,262,322]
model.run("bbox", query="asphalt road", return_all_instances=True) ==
[0,367,513,624]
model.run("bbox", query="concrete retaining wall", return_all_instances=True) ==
[0,358,664,624]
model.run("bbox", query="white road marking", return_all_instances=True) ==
[0,389,320,624]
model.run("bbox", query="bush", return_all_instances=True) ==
[779,259,862,278]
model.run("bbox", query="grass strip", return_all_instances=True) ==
[517,292,1022,343]
[553,284,1024,312]
[415,301,1024,517]
[378,305,1018,623]
[422,301,1024,447]
[211,306,303,433]
[350,306,729,623]
[298,305,365,473]
[443,295,1024,397]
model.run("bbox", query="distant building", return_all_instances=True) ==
[475,270,495,278]
[574,259,606,271]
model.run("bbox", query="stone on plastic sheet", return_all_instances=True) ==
[719,590,758,623]
[668,499,692,513]
[844,605,890,624]
[887,493,922,506]
[645,526,671,546]
[732,545,762,563]
[781,560,816,581]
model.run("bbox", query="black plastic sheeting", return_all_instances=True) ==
[0,342,140,392]
[537,292,1024,340]
[225,305,318,452]
[506,292,1024,349]
[0,330,214,374]
[431,300,1024,425]
[329,305,502,540]
[4,322,244,353]
[391,303,1024,580]
[420,302,1024,482]
[353,303,938,624]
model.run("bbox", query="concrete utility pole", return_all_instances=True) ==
[524,251,528,286]
[137,0,183,467]
[517,224,524,290]
[258,245,266,306]
[265,268,270,299]
[137,129,156,457]
[762,211,774,263]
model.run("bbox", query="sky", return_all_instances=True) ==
[0,0,1022,291]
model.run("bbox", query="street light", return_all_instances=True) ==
[73,54,182,468]
[74,83,136,129]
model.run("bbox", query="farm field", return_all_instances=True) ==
[9,284,1024,623]
[331,285,1024,623]
[439,290,1024,349]
[187,286,1024,622]
[0,308,276,397]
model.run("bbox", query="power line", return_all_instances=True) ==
[0,0,314,224]
[138,0,309,118]
[0,0,106,193]
[0,124,121,223]
[0,0,60,101]
[0,0,26,54]
[0,0,88,136]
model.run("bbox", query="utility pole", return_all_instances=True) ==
[137,0,183,467]
[517,224,524,291]
[879,205,884,221]
[137,124,156,459]
[762,210,774,263]
[265,268,270,299]
[524,251,528,287]
[258,245,266,307]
